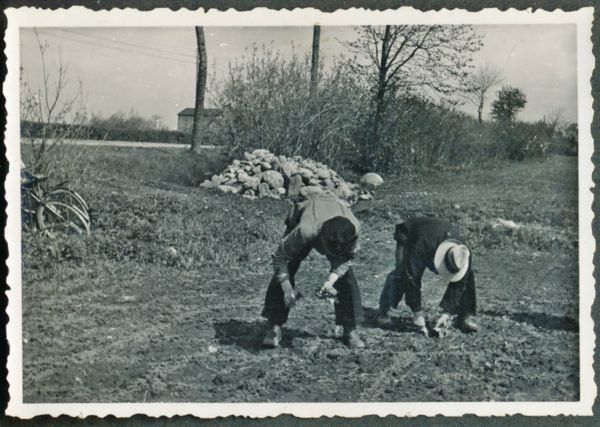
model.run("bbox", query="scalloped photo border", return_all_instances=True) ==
[3,5,596,418]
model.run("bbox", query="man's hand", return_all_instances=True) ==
[433,312,451,337]
[413,311,428,336]
[316,280,338,299]
[281,279,296,308]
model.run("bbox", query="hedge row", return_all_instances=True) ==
[21,121,192,144]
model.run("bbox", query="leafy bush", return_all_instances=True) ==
[551,123,578,156]
[493,120,556,161]
[210,46,366,170]
[211,49,508,175]
[347,95,501,173]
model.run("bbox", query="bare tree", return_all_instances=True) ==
[310,25,321,98]
[21,29,87,177]
[463,63,503,123]
[347,25,482,167]
[191,26,208,153]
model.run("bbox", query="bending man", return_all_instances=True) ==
[262,196,365,349]
[377,216,479,335]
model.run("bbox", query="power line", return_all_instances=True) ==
[22,28,197,65]
[58,28,197,60]
[23,27,230,74]
[35,28,196,64]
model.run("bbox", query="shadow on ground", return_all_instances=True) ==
[213,318,316,353]
[480,309,578,332]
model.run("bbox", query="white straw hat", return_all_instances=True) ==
[434,239,470,283]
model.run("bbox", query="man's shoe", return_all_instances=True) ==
[342,328,365,349]
[376,310,394,328]
[457,315,479,333]
[262,324,282,348]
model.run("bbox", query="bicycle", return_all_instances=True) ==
[21,170,91,237]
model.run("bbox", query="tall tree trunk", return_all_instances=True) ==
[477,90,486,123]
[191,26,208,153]
[366,25,391,170]
[310,25,321,98]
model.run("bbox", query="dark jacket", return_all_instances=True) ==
[271,197,361,282]
[395,217,466,281]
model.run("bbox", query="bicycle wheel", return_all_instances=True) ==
[46,187,90,221]
[36,200,91,237]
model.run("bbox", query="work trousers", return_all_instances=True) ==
[378,262,476,317]
[261,256,364,328]
[262,208,364,328]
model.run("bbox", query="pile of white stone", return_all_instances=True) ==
[200,148,371,203]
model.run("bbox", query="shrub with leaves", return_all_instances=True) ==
[347,94,500,173]
[494,120,557,161]
[211,46,366,170]
[551,122,578,156]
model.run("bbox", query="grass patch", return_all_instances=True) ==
[82,146,229,187]
[21,147,578,280]
[21,143,230,190]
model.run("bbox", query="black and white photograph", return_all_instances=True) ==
[3,6,595,418]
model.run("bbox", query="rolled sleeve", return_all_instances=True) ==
[328,239,359,278]
[330,259,353,278]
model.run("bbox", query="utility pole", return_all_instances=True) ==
[191,26,207,153]
[310,25,321,99]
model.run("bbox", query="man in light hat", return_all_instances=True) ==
[261,196,365,349]
[377,216,478,335]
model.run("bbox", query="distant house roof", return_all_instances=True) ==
[177,107,220,117]
[178,107,195,116]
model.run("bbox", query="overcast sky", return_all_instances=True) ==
[20,25,577,130]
